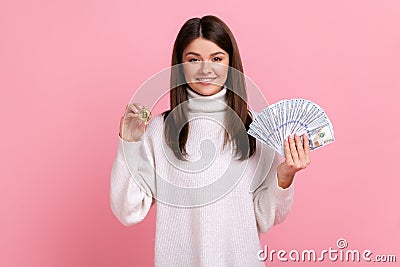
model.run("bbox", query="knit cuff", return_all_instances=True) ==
[117,135,144,167]
[272,174,295,199]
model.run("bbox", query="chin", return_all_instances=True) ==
[188,83,223,96]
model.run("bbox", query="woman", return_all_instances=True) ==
[110,15,310,266]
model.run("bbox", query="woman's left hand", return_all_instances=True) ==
[276,133,311,189]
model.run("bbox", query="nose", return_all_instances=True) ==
[199,61,212,75]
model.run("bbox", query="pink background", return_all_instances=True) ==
[1,0,399,266]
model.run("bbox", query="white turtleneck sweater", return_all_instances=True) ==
[110,86,295,266]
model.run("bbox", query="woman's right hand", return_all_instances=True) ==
[119,103,149,142]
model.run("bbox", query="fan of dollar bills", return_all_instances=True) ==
[248,99,335,156]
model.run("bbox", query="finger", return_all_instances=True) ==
[303,133,311,164]
[284,138,294,165]
[124,104,135,115]
[295,133,305,160]
[289,135,299,162]
[125,103,143,114]
[135,119,146,133]
[131,103,143,111]
[125,113,139,118]
[127,104,139,114]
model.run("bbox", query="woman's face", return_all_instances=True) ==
[182,37,229,96]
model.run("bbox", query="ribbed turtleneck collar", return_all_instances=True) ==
[186,85,228,114]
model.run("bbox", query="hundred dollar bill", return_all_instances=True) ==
[307,124,335,150]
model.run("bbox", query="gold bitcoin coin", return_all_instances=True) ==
[137,107,151,122]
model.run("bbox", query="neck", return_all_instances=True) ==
[185,85,228,114]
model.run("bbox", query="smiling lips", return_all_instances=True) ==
[196,77,217,85]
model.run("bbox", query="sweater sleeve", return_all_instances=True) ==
[110,134,155,226]
[252,151,295,233]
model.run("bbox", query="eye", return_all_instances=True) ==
[188,58,199,62]
[213,57,222,62]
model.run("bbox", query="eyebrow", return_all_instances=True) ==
[184,51,226,57]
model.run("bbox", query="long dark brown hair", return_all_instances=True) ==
[163,15,256,161]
